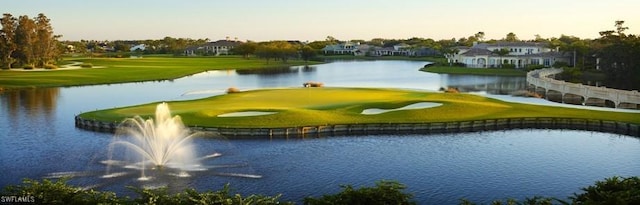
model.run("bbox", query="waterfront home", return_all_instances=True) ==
[323,42,437,57]
[184,40,242,56]
[321,42,365,55]
[446,41,571,68]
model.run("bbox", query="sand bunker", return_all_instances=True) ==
[361,102,442,115]
[217,111,277,117]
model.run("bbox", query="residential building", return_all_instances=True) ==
[322,42,435,57]
[321,42,363,55]
[446,42,572,68]
[130,44,146,52]
[184,40,242,56]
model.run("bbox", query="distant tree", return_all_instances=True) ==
[33,13,60,67]
[474,31,485,42]
[307,40,330,50]
[14,15,37,66]
[232,41,258,59]
[441,47,459,66]
[534,34,546,42]
[368,38,385,46]
[504,32,519,42]
[299,45,316,63]
[0,13,17,69]
[325,36,339,44]
[382,39,402,48]
[113,41,130,52]
[596,20,640,90]
[255,41,297,63]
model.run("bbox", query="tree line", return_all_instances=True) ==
[0,13,62,69]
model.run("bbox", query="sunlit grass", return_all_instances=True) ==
[0,56,319,88]
[80,87,640,128]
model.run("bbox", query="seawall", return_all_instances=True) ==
[75,116,640,138]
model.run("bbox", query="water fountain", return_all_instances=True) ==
[105,102,201,180]
[45,103,260,190]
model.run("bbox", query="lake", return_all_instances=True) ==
[1,60,638,204]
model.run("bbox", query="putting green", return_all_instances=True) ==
[79,87,640,128]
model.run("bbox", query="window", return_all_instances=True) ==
[531,59,540,65]
[543,58,551,66]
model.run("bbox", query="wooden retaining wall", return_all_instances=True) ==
[75,116,640,138]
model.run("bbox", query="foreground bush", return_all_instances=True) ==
[571,176,640,205]
[2,176,639,204]
[303,180,416,205]
[2,178,289,205]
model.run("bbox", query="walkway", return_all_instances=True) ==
[527,68,640,108]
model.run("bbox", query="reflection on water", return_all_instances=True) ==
[440,74,528,95]
[2,88,60,120]
[236,66,316,75]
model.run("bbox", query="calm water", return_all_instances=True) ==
[1,60,639,204]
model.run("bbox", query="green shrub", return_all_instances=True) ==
[553,61,569,68]
[80,63,93,68]
[23,65,34,70]
[2,178,121,204]
[571,176,640,204]
[452,62,466,67]
[44,64,58,70]
[500,63,516,69]
[304,180,416,205]
[526,64,546,71]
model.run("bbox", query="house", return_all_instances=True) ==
[446,42,572,68]
[130,44,146,52]
[323,42,431,57]
[321,42,363,55]
[184,40,242,56]
[414,47,441,57]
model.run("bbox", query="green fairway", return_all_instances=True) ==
[79,87,640,128]
[421,65,527,76]
[0,56,319,89]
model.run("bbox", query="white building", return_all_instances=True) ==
[130,44,146,52]
[446,42,571,68]
[184,40,242,56]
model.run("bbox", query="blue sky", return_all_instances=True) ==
[4,0,639,41]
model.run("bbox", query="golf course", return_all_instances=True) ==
[79,87,640,128]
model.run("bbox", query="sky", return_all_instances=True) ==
[4,0,640,42]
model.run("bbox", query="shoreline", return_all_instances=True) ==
[75,116,640,138]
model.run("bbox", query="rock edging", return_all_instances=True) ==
[75,116,639,138]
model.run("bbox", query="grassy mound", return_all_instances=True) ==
[79,87,640,128]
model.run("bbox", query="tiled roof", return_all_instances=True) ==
[489,41,548,47]
[206,40,242,47]
[462,48,493,56]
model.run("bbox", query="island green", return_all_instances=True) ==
[79,87,640,128]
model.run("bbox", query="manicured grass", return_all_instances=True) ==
[79,87,640,128]
[421,65,527,76]
[0,56,320,89]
